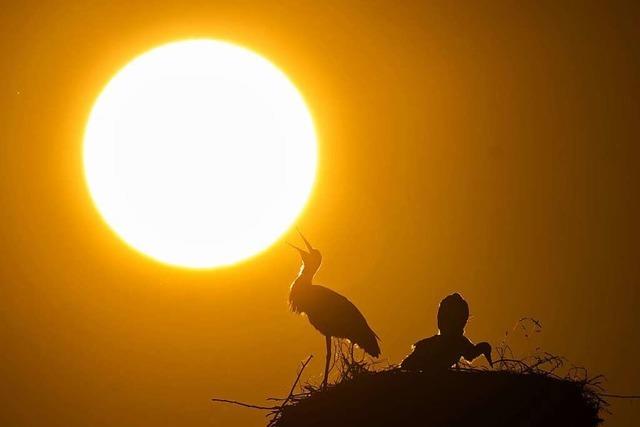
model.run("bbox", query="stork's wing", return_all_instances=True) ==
[304,285,380,357]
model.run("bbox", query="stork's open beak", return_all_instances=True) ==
[287,242,308,255]
[297,229,314,251]
[288,229,314,255]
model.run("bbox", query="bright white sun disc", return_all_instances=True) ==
[84,40,317,268]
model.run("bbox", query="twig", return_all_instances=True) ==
[210,398,277,411]
[279,355,314,409]
[211,355,313,417]
[599,393,640,399]
[494,358,534,371]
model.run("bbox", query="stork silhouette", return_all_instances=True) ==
[401,293,492,371]
[288,232,380,388]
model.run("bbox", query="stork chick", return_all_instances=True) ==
[401,293,492,371]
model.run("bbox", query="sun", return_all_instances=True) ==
[84,39,317,268]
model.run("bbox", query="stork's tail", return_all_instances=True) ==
[356,329,381,358]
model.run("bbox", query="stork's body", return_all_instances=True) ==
[400,334,492,372]
[289,233,380,387]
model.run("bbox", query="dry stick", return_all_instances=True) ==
[210,398,277,411]
[599,393,640,399]
[210,355,313,412]
[266,356,315,427]
[494,358,535,372]
[279,355,313,409]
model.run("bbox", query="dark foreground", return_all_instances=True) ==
[273,369,602,427]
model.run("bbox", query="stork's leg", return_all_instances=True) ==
[323,335,331,389]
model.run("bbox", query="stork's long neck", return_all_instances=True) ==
[289,263,318,313]
[291,263,317,289]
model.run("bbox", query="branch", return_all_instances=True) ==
[210,398,277,411]
[599,393,640,399]
[212,354,314,427]
[280,355,313,409]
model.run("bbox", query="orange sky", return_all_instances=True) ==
[1,1,639,426]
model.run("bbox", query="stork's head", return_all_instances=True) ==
[288,230,322,273]
[476,342,493,367]
[438,293,469,336]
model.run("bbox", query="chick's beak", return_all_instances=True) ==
[484,346,493,367]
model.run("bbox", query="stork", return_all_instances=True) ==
[288,232,380,388]
[401,293,492,371]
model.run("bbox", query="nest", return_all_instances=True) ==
[213,319,612,427]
